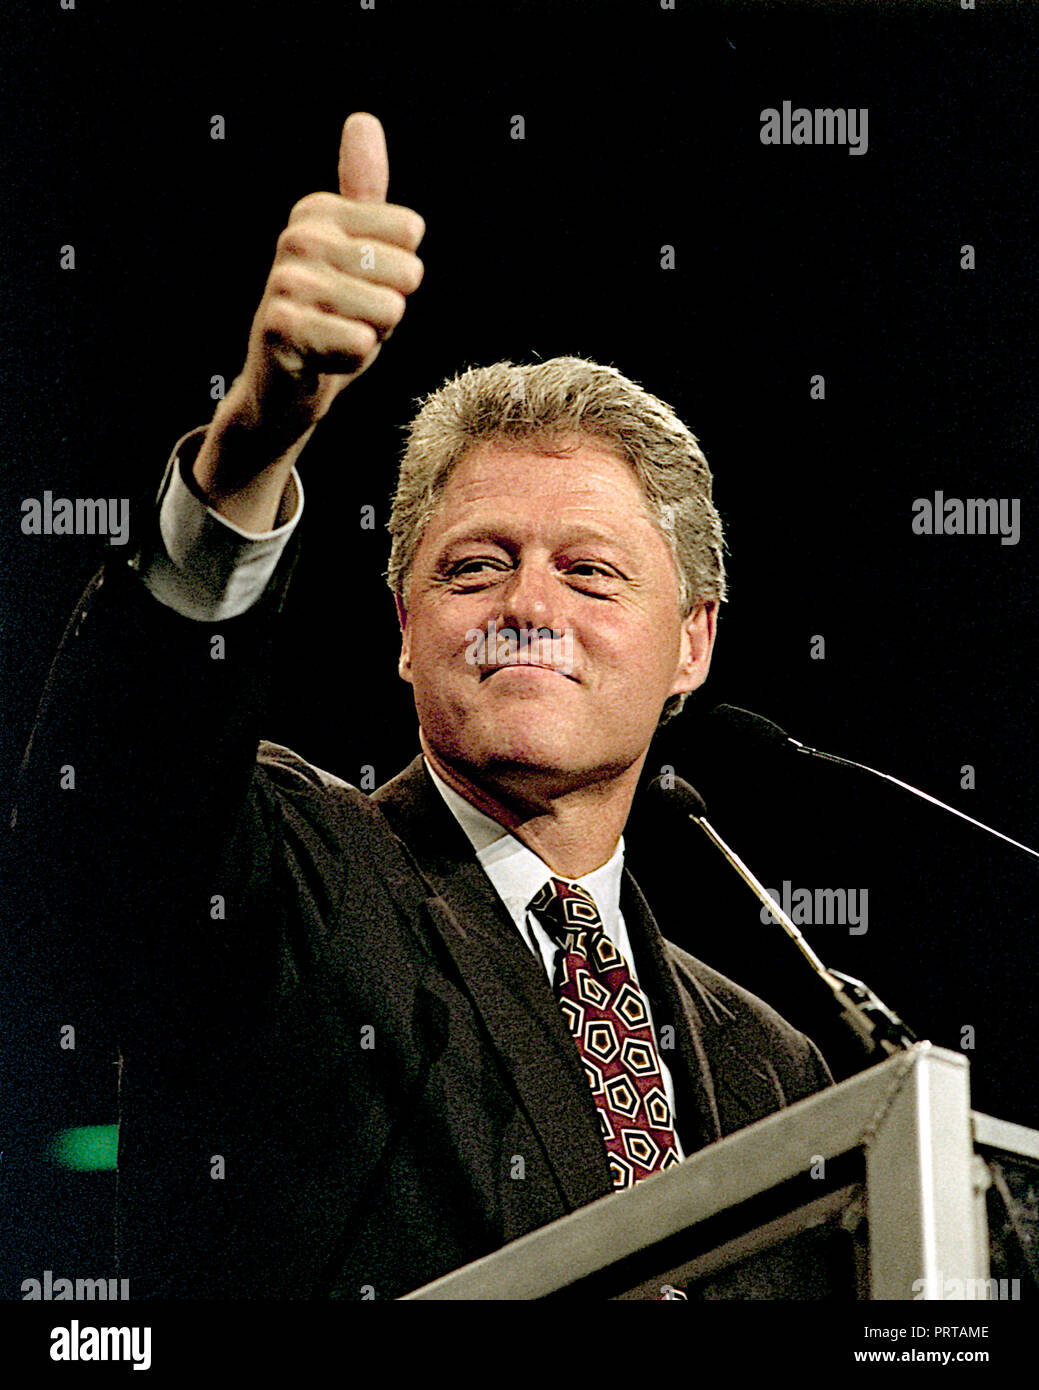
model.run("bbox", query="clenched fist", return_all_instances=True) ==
[193,113,425,531]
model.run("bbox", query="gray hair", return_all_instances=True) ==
[386,356,727,721]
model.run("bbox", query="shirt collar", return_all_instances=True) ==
[423,757,626,934]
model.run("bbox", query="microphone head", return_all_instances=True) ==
[646,773,707,820]
[711,704,792,749]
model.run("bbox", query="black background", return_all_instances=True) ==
[2,0,1037,1323]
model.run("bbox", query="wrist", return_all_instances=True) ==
[193,391,314,532]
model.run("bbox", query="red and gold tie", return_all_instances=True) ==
[528,877,682,1191]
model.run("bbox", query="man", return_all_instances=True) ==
[11,114,831,1299]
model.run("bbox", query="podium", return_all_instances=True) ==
[404,1043,1039,1300]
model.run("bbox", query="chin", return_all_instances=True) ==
[477,716,638,789]
[473,720,576,772]
[430,704,574,773]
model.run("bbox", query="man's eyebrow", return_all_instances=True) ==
[434,529,513,549]
[434,524,645,554]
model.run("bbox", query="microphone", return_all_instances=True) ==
[647,773,918,1058]
[712,704,1039,863]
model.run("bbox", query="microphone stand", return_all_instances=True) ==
[655,779,918,1059]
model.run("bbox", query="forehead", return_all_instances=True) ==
[434,434,651,519]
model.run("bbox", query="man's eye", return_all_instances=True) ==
[450,559,508,578]
[566,562,617,581]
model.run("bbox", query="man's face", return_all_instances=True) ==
[397,436,716,803]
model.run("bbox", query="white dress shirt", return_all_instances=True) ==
[142,428,684,1151]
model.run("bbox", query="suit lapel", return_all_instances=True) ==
[622,873,800,1138]
[619,870,723,1152]
[371,757,614,1211]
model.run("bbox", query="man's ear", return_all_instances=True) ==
[669,600,717,698]
[394,591,413,683]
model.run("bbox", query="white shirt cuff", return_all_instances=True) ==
[141,426,303,621]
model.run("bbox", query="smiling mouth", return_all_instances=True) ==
[479,664,576,682]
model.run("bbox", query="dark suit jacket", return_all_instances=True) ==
[9,549,832,1300]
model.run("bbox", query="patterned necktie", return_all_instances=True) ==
[528,877,682,1191]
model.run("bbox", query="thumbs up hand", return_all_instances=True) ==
[193,114,425,529]
[249,111,424,421]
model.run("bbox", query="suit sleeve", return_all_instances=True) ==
[803,1035,835,1095]
[6,496,301,1038]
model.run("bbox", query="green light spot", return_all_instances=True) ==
[51,1124,119,1171]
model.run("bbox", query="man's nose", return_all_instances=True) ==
[497,559,562,635]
